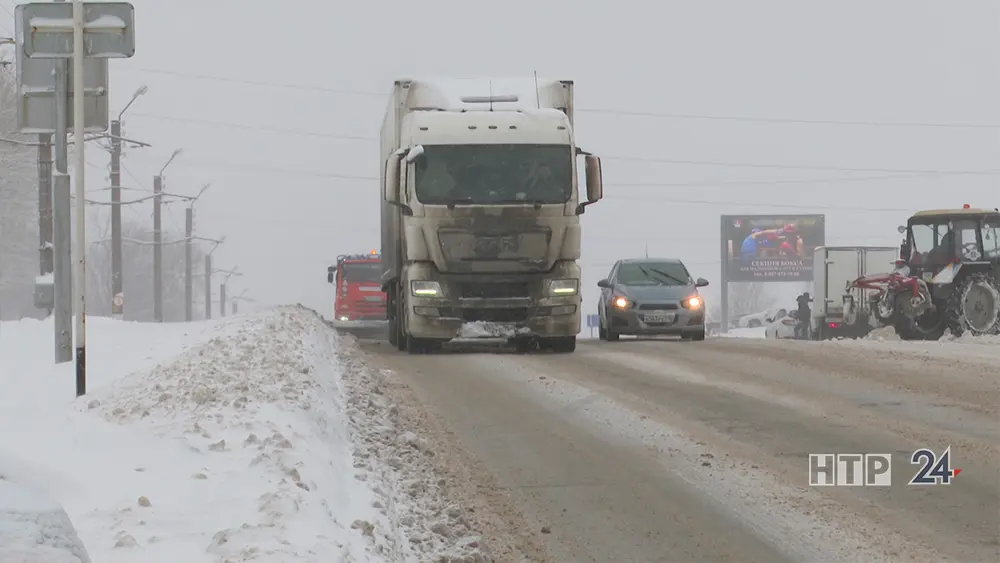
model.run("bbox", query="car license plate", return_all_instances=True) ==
[644,313,675,323]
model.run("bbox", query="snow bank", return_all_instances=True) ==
[83,307,393,562]
[0,309,403,562]
[718,327,766,339]
[0,480,91,563]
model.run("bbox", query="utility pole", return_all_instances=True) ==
[110,85,148,320]
[72,0,88,397]
[37,134,53,303]
[219,283,226,317]
[184,208,193,321]
[152,149,182,322]
[232,300,238,315]
[109,120,123,319]
[204,254,212,320]
[152,174,162,322]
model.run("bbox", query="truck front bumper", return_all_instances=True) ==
[407,295,580,340]
[329,318,388,339]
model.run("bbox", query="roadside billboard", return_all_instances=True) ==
[722,214,826,282]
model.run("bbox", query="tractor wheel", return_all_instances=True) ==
[947,273,1000,337]
[893,293,946,341]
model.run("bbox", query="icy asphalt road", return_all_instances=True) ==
[357,336,1000,563]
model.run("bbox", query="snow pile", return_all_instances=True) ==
[0,479,91,563]
[864,326,900,341]
[85,306,395,562]
[335,339,491,563]
[718,327,766,339]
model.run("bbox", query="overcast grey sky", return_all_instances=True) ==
[9,0,996,315]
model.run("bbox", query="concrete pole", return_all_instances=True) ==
[152,175,163,322]
[52,55,72,363]
[109,119,123,319]
[219,283,226,317]
[72,0,88,396]
[204,254,212,320]
[184,207,193,321]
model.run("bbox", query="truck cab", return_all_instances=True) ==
[326,250,388,338]
[380,78,603,354]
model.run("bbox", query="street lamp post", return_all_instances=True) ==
[153,148,182,322]
[110,85,148,319]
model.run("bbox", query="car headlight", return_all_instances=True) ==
[410,280,442,297]
[684,296,702,308]
[548,278,578,295]
[613,296,630,309]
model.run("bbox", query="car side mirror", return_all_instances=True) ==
[576,154,603,215]
[695,277,709,287]
[327,266,336,284]
[597,278,611,289]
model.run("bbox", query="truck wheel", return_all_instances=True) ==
[598,325,607,340]
[947,273,1000,337]
[544,336,576,353]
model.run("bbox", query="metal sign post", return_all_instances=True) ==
[17,1,135,394]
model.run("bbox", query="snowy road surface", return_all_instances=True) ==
[358,335,1000,563]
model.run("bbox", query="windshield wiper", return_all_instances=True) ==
[649,268,688,286]
[636,265,667,285]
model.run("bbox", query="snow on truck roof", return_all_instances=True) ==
[397,77,571,113]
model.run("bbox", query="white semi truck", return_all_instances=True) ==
[379,77,604,354]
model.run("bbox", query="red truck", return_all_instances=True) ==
[326,250,388,338]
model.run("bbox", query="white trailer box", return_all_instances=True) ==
[811,246,897,339]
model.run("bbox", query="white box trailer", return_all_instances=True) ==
[811,245,898,339]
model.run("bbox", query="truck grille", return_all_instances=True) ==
[458,282,531,299]
[461,308,528,323]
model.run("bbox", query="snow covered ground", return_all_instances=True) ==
[0,307,489,562]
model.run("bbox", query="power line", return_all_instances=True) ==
[121,111,1000,176]
[119,66,1000,129]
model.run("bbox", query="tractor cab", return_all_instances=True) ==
[899,205,1000,280]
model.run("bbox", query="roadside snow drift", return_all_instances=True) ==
[0,479,92,563]
[1,307,497,563]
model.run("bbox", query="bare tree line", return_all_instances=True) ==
[0,64,211,322]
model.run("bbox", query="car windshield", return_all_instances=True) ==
[341,262,381,283]
[414,144,573,205]
[617,262,692,286]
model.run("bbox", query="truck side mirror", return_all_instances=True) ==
[897,225,906,234]
[383,152,402,205]
[695,277,709,287]
[576,154,603,214]
[327,266,336,284]
[597,278,611,288]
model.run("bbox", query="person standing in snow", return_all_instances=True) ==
[795,292,812,339]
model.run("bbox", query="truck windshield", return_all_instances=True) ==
[341,262,381,283]
[414,144,572,205]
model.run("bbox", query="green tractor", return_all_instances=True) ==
[883,205,1000,340]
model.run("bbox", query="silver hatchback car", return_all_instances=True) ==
[597,258,709,341]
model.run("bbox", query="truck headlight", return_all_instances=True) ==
[410,280,442,297]
[548,279,578,295]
